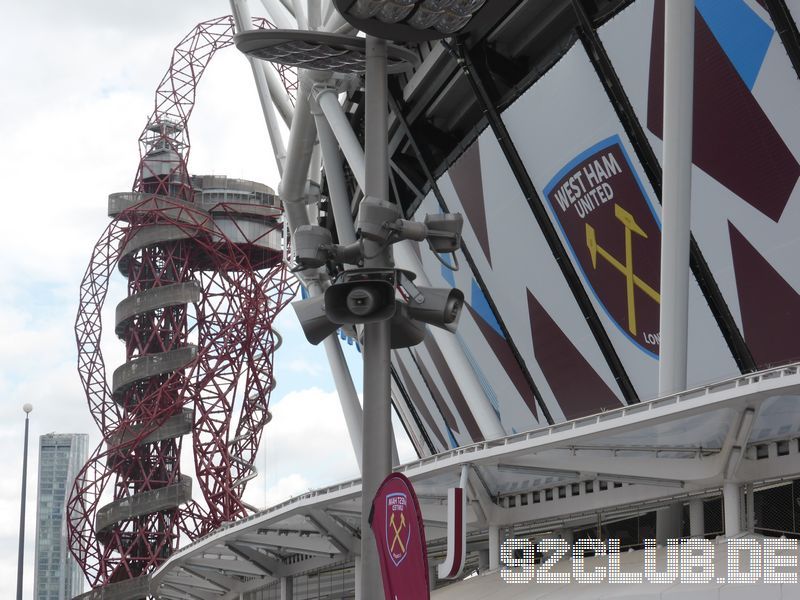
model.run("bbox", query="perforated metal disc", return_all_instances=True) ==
[235,30,418,74]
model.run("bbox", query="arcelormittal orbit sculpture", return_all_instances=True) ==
[66,16,296,596]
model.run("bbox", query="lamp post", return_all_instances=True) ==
[328,6,491,595]
[236,6,482,594]
[16,403,33,600]
[236,29,418,600]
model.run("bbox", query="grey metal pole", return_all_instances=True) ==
[360,318,392,597]
[17,403,32,600]
[359,35,392,600]
[658,0,695,396]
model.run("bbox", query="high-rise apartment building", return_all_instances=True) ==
[34,433,89,600]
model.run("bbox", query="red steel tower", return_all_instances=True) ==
[67,16,296,597]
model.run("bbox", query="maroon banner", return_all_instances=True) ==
[370,472,430,600]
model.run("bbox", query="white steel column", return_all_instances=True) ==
[314,86,368,191]
[312,100,357,245]
[261,61,295,128]
[745,482,755,533]
[230,0,288,174]
[723,481,741,537]
[689,498,705,537]
[395,241,505,439]
[259,0,296,29]
[658,0,695,395]
[656,503,683,545]
[489,525,501,571]
[308,0,322,29]
[359,36,392,600]
[278,75,316,233]
[290,0,308,29]
[280,576,293,600]
[306,280,364,471]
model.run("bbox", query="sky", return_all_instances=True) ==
[0,1,415,596]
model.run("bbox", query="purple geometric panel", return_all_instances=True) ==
[396,358,448,449]
[648,0,800,222]
[412,349,461,437]
[448,142,493,266]
[728,222,800,367]
[422,337,485,442]
[527,290,623,420]
[466,303,538,419]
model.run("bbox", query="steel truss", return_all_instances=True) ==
[67,16,297,590]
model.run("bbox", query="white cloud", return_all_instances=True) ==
[264,474,314,507]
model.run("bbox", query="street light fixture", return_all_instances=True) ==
[332,0,490,41]
[237,13,465,599]
[235,29,418,74]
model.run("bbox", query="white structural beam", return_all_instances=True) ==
[308,0,323,29]
[312,97,357,244]
[261,62,295,128]
[280,576,293,600]
[323,7,353,33]
[689,498,705,536]
[230,0,287,175]
[313,84,368,192]
[658,0,695,395]
[321,329,364,470]
[291,0,308,29]
[260,0,297,29]
[306,508,359,554]
[395,240,507,440]
[488,525,501,571]
[278,75,315,234]
[723,481,741,536]
[314,94,507,441]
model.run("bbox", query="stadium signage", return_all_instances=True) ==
[370,472,430,599]
[544,135,662,358]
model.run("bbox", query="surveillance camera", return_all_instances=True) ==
[356,196,401,243]
[405,286,464,332]
[293,225,333,270]
[424,213,463,254]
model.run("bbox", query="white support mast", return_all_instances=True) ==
[230,0,288,174]
[658,0,695,396]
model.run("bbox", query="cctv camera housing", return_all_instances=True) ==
[292,294,339,345]
[294,225,333,269]
[324,279,397,325]
[424,213,463,254]
[405,286,465,332]
[356,196,401,243]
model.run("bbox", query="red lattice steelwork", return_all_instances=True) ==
[67,16,297,589]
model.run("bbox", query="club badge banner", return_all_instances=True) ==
[370,472,430,599]
[543,135,662,358]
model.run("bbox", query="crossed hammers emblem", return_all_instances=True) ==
[585,204,660,336]
[389,511,407,554]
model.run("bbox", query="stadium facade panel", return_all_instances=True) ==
[390,0,800,451]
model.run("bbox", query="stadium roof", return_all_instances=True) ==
[150,364,800,598]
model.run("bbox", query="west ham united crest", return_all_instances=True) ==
[544,136,662,358]
[386,492,411,566]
